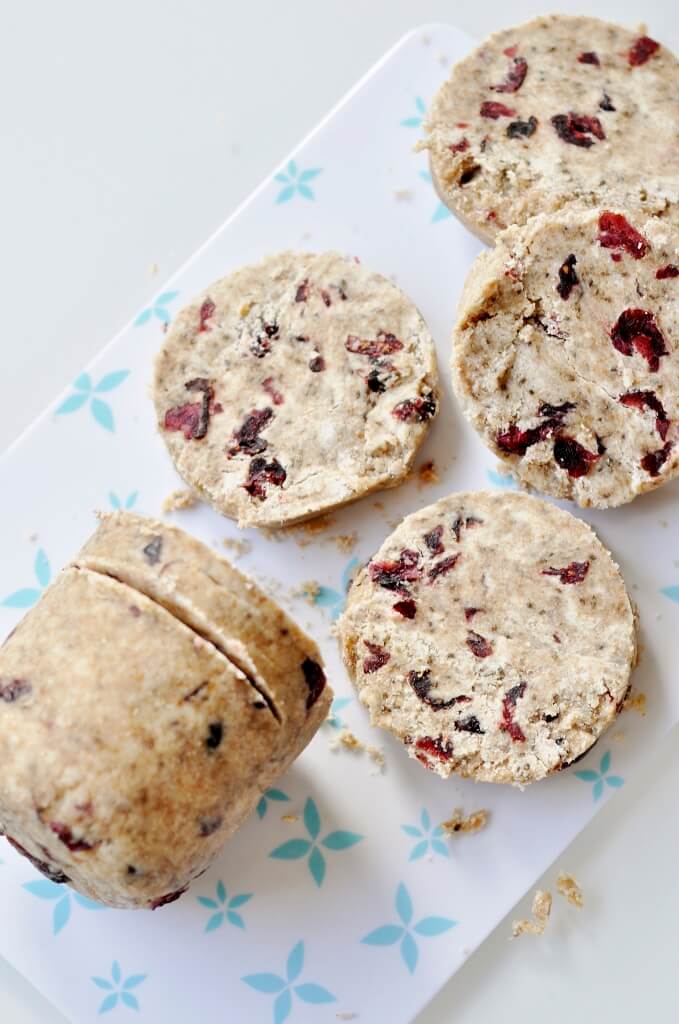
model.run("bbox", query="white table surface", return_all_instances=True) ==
[2,2,677,1021]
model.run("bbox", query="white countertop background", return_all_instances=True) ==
[1,2,677,1021]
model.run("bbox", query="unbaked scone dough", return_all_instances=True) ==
[338,491,636,785]
[423,15,679,242]
[154,251,439,528]
[453,204,679,507]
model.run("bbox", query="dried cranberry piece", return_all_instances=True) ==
[598,212,649,260]
[150,887,188,910]
[628,35,660,66]
[369,548,422,596]
[229,408,274,456]
[459,164,481,186]
[392,392,437,422]
[641,442,673,476]
[557,254,579,299]
[198,298,215,332]
[657,265,679,279]
[393,599,417,619]
[50,823,94,852]
[423,525,444,556]
[345,332,403,358]
[551,112,605,147]
[301,657,326,709]
[610,308,668,371]
[320,289,332,307]
[619,390,669,439]
[538,401,576,420]
[142,536,163,565]
[428,555,460,582]
[295,279,310,302]
[451,515,483,543]
[553,436,599,477]
[243,456,286,499]
[408,669,470,711]
[366,369,386,393]
[496,424,536,455]
[415,736,454,764]
[0,677,31,702]
[309,356,326,372]
[500,682,526,742]
[480,101,516,119]
[164,378,215,441]
[205,722,223,751]
[490,56,528,93]
[599,93,616,111]
[542,561,590,584]
[455,715,484,734]
[449,137,469,154]
[198,816,223,837]
[6,837,69,884]
[363,641,390,674]
[464,607,480,621]
[466,631,493,658]
[507,116,538,138]
[578,51,600,65]
[262,378,284,405]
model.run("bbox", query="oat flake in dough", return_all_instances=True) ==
[338,491,636,785]
[154,251,439,528]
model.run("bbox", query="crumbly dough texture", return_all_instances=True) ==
[154,250,439,528]
[338,491,636,785]
[453,204,679,507]
[424,15,679,242]
[0,514,331,908]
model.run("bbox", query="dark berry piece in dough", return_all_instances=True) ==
[150,887,188,910]
[243,457,287,499]
[363,641,390,674]
[556,254,579,299]
[368,548,422,596]
[641,442,673,477]
[6,836,69,884]
[455,715,484,734]
[490,56,528,93]
[345,332,403,358]
[393,599,417,619]
[415,736,454,764]
[198,298,215,333]
[464,607,480,621]
[458,163,481,186]
[599,92,616,111]
[50,822,94,852]
[408,669,470,711]
[466,631,493,658]
[205,722,223,751]
[538,401,576,420]
[302,657,326,709]
[142,536,163,565]
[553,436,599,477]
[481,101,516,119]
[309,356,326,372]
[295,279,310,302]
[449,137,469,154]
[428,555,460,583]
[598,212,649,259]
[578,51,600,65]
[198,816,223,837]
[392,392,437,422]
[657,265,679,279]
[262,378,284,405]
[500,682,526,742]
[542,561,590,584]
[610,308,668,371]
[229,408,274,457]
[619,390,669,439]
[506,116,538,138]
[164,378,215,441]
[424,525,444,556]
[0,677,31,702]
[551,112,605,147]
[628,35,660,67]
[366,369,386,393]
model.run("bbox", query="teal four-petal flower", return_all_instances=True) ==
[257,787,291,820]
[660,584,679,603]
[418,170,452,224]
[274,161,322,204]
[362,883,456,974]
[401,808,449,861]
[270,798,362,887]
[243,940,335,1024]
[325,696,353,730]
[56,371,129,433]
[2,548,51,609]
[574,750,624,801]
[197,880,253,932]
[401,96,426,127]
[23,879,105,935]
[134,290,179,327]
[109,490,138,510]
[91,961,147,1014]
[312,557,360,621]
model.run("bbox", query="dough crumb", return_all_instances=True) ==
[440,808,489,836]
[556,872,583,909]
[149,262,159,276]
[333,532,358,553]
[393,188,413,201]
[222,537,252,560]
[329,729,385,771]
[417,459,439,487]
[281,814,299,824]
[295,580,322,604]
[512,890,552,938]
[624,690,647,716]
[162,488,199,513]
[336,1014,358,1021]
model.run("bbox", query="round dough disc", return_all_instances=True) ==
[154,251,439,528]
[338,491,636,785]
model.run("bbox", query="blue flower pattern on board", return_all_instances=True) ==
[2,549,51,609]
[660,584,679,603]
[134,291,179,327]
[109,491,138,510]
[402,808,449,861]
[91,961,147,1014]
[257,787,290,820]
[270,798,362,887]
[23,880,105,935]
[274,161,322,203]
[243,940,335,1024]
[574,751,624,801]
[362,883,456,974]
[312,557,359,621]
[401,96,426,127]
[198,880,252,932]
[325,696,353,730]
[418,170,452,224]
[486,468,518,489]
[56,371,129,433]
